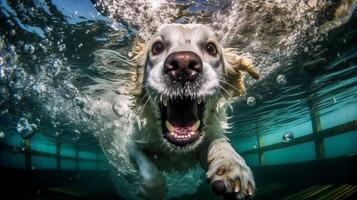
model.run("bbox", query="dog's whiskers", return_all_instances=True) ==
[137,89,156,117]
[137,97,150,116]
[135,92,149,109]
[217,84,232,98]
[219,79,240,94]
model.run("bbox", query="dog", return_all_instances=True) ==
[89,23,260,200]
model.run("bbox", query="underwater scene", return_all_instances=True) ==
[0,0,356,199]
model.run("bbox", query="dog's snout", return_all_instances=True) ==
[164,51,202,83]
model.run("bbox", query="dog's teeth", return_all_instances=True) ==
[192,120,200,132]
[163,97,168,107]
[197,97,203,105]
[166,121,175,132]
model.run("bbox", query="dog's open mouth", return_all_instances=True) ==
[160,97,205,147]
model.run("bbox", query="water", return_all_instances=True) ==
[0,0,356,199]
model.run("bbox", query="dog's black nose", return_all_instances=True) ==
[164,51,202,83]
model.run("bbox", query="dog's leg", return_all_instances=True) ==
[206,138,255,200]
[131,148,166,200]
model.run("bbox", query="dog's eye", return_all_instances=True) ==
[152,42,164,55]
[206,43,217,56]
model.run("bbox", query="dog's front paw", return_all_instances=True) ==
[206,141,255,199]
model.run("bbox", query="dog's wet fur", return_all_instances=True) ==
[91,24,260,200]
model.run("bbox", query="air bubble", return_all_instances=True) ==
[0,55,4,65]
[150,0,162,9]
[16,118,28,132]
[32,82,47,94]
[47,58,62,76]
[42,39,51,46]
[17,118,37,139]
[13,68,27,89]
[253,142,258,149]
[58,44,66,52]
[0,87,9,105]
[247,96,256,106]
[0,109,9,116]
[93,131,99,138]
[63,83,79,99]
[74,96,85,108]
[9,29,16,36]
[282,131,294,142]
[44,26,53,33]
[17,41,24,47]
[72,129,81,141]
[78,43,83,48]
[9,45,16,52]
[113,119,121,127]
[332,97,337,104]
[277,74,287,85]
[52,121,60,128]
[38,43,47,52]
[23,44,35,54]
[55,132,60,137]
[0,131,5,138]
[95,37,108,42]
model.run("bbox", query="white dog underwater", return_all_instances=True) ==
[88,24,260,200]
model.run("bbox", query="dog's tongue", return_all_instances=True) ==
[164,98,201,146]
[166,120,200,134]
[167,98,198,128]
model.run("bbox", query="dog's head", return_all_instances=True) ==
[130,24,259,149]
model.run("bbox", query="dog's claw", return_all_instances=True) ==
[247,183,253,196]
[234,179,241,193]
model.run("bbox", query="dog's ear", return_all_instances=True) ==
[222,48,260,98]
[129,38,147,96]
